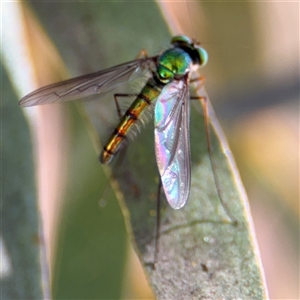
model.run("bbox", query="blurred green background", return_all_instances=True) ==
[2,1,298,299]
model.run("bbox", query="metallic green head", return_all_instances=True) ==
[157,35,208,84]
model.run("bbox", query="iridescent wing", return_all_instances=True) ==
[19,57,157,107]
[154,79,191,209]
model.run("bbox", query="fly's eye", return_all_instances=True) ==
[171,35,192,46]
[197,46,208,67]
[157,65,174,82]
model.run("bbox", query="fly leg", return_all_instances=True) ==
[112,48,149,117]
[113,93,137,119]
[153,178,163,269]
[114,49,148,119]
[112,46,149,118]
[190,78,237,225]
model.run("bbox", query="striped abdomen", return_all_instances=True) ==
[100,79,162,164]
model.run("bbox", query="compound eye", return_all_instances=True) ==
[157,65,174,83]
[197,46,208,67]
[171,35,192,46]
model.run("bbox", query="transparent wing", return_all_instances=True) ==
[19,57,157,107]
[154,79,191,209]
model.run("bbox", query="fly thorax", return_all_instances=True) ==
[157,48,192,84]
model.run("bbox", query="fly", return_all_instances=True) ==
[19,35,209,210]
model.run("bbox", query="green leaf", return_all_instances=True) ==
[1,64,47,298]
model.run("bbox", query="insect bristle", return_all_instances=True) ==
[126,102,154,141]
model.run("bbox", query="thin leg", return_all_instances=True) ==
[191,95,237,224]
[153,178,162,269]
[113,93,137,120]
[190,74,237,224]
[113,49,148,118]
